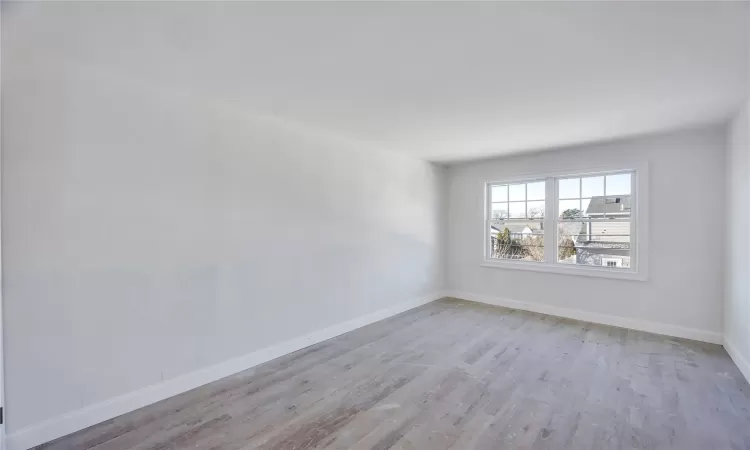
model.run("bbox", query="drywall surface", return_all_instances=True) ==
[2,2,747,163]
[724,8,750,377]
[1,22,446,441]
[726,102,750,377]
[447,126,726,337]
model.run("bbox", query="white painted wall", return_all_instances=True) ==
[0,35,447,442]
[447,126,726,338]
[5,1,748,163]
[726,102,750,379]
[724,8,750,380]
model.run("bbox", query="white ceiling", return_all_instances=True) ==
[4,1,749,162]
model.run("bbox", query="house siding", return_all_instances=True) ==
[588,221,630,243]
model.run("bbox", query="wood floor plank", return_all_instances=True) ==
[36,299,750,450]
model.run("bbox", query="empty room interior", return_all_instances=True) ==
[2,1,750,449]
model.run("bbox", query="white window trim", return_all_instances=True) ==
[481,163,649,282]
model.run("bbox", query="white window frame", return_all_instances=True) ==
[481,164,648,281]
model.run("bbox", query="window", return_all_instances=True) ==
[484,168,644,280]
[488,179,546,262]
[557,172,632,269]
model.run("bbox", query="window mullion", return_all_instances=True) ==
[543,177,555,264]
[603,175,607,219]
[485,183,492,260]
[630,171,637,271]
[524,183,528,219]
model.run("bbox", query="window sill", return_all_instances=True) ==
[481,259,647,281]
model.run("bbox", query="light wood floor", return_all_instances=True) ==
[37,299,750,450]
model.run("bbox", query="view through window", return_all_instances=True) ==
[489,180,546,262]
[557,172,632,269]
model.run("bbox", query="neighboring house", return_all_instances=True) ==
[489,221,544,259]
[489,196,631,268]
[574,195,631,267]
[490,221,543,241]
[586,195,631,217]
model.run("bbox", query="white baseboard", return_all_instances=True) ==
[6,291,448,450]
[448,291,723,345]
[724,337,750,384]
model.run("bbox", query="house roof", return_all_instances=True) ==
[491,221,543,234]
[585,195,631,215]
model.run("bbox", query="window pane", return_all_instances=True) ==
[606,173,631,195]
[508,202,526,218]
[491,202,508,219]
[527,200,545,219]
[491,185,508,202]
[581,198,592,217]
[509,184,526,201]
[490,221,544,262]
[558,178,579,199]
[557,221,631,268]
[581,176,604,197]
[526,181,545,201]
[559,199,581,219]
